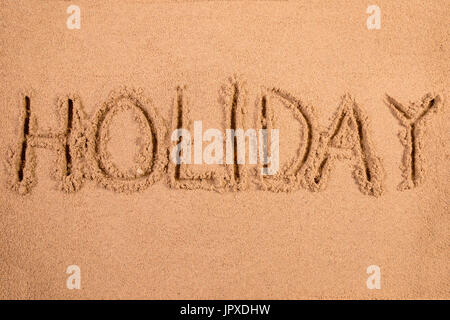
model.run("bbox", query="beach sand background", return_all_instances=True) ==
[0,0,448,299]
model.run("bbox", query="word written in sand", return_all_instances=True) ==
[6,78,441,197]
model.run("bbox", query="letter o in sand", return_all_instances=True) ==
[87,88,166,192]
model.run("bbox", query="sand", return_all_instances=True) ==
[0,0,448,299]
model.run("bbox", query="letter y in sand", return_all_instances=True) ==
[385,93,441,190]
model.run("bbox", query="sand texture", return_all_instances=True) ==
[0,0,449,299]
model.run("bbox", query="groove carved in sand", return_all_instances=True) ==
[167,86,221,191]
[168,76,248,191]
[7,92,87,194]
[220,76,249,191]
[86,87,166,193]
[254,88,318,192]
[306,94,384,197]
[385,93,441,190]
